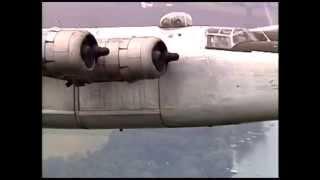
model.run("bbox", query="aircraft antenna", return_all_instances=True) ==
[263,3,273,25]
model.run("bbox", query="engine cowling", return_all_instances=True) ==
[42,29,109,83]
[87,37,179,82]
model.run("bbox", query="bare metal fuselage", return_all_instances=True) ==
[42,26,278,129]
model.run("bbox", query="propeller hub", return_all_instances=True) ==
[152,49,179,72]
[81,44,109,68]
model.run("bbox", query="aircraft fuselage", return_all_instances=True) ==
[42,25,278,129]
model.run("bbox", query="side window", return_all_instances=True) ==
[206,35,215,48]
[251,31,268,41]
[206,28,233,49]
[264,31,278,41]
[220,29,232,35]
[207,28,219,34]
[214,36,231,49]
[233,31,250,45]
[206,35,231,49]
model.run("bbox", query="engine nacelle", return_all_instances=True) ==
[87,37,179,82]
[42,29,109,83]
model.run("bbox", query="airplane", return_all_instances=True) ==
[42,12,278,130]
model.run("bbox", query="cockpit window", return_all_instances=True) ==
[207,28,219,33]
[233,30,250,44]
[220,29,232,35]
[206,35,232,49]
[206,27,258,50]
[251,31,269,41]
[264,31,278,41]
[214,36,231,49]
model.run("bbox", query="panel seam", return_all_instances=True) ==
[74,85,87,129]
[158,78,170,128]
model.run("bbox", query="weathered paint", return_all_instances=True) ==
[42,25,278,129]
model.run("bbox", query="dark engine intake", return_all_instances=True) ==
[42,30,109,83]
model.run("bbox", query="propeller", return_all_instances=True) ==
[81,44,109,68]
[152,50,179,72]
